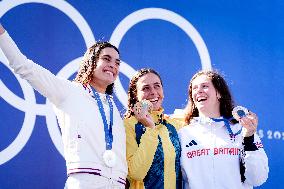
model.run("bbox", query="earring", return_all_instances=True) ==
[217,95,221,101]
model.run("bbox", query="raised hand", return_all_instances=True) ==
[239,111,258,137]
[133,100,155,128]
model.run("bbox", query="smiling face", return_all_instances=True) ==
[91,47,120,92]
[184,70,235,124]
[191,74,221,118]
[136,73,164,111]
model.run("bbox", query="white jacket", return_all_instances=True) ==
[178,117,269,189]
[0,31,127,184]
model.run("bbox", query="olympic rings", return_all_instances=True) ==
[0,0,211,164]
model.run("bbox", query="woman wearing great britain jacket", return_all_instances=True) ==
[178,70,269,189]
[0,24,127,188]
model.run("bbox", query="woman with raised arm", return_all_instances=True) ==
[0,24,127,189]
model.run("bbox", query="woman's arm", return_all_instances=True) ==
[239,112,269,186]
[0,24,72,106]
[0,24,5,34]
[124,118,159,181]
[242,133,269,186]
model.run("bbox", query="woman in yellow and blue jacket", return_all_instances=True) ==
[124,68,183,189]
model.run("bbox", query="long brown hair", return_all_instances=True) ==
[184,70,235,124]
[124,68,163,118]
[74,41,119,95]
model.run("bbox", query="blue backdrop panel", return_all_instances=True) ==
[0,0,283,188]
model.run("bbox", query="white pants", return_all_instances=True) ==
[64,173,125,189]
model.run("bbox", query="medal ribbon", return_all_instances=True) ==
[211,117,242,140]
[92,89,113,150]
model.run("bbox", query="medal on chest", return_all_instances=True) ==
[103,150,117,167]
[92,89,117,167]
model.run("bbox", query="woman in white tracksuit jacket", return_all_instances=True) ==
[0,24,127,189]
[178,70,269,189]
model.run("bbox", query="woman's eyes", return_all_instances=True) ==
[115,61,121,66]
[103,57,110,62]
[154,84,161,89]
[141,84,161,91]
[192,84,209,90]
[142,86,149,91]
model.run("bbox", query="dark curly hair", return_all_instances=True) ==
[124,68,163,118]
[74,41,119,95]
[184,70,235,124]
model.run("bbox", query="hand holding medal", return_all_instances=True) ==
[232,106,258,137]
[133,99,153,115]
[141,99,153,113]
[232,106,249,120]
[133,99,155,128]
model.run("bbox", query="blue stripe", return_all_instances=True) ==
[164,121,182,189]
[135,122,145,146]
[144,137,164,189]
[134,120,181,189]
[135,122,164,188]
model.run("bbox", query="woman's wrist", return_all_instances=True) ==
[140,119,155,128]
[0,24,6,35]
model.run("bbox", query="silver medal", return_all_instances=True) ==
[232,106,249,120]
[103,150,117,167]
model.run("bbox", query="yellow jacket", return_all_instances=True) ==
[124,109,184,189]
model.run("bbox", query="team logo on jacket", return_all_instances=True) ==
[255,142,264,149]
[186,140,198,147]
